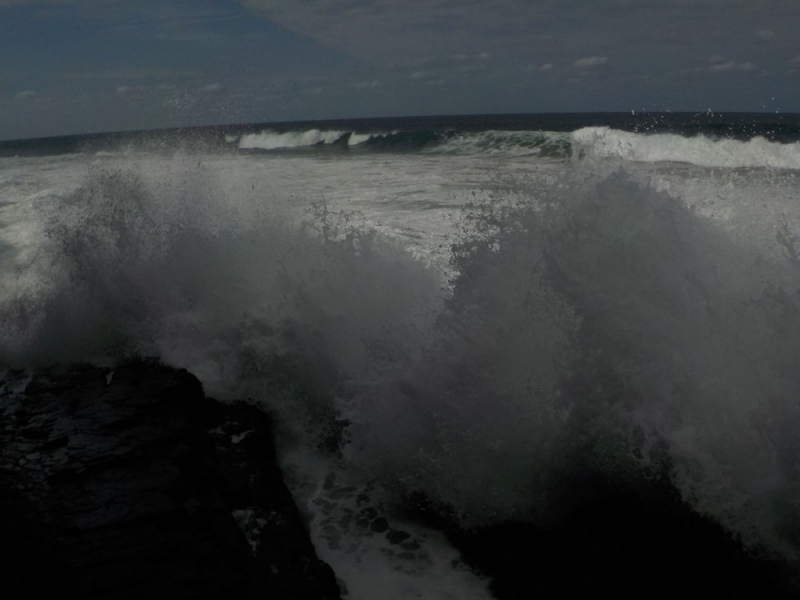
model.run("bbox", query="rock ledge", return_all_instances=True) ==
[0,360,341,600]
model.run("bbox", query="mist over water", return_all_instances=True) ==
[3,119,800,595]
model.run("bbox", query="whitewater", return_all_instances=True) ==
[2,113,800,597]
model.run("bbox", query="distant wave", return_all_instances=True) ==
[236,127,572,157]
[239,129,349,150]
[236,126,800,169]
[427,130,572,157]
[237,128,437,152]
[572,126,800,169]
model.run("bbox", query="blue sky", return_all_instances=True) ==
[2,0,799,140]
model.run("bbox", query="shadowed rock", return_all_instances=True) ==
[403,474,800,600]
[0,360,341,600]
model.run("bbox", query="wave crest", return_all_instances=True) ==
[573,126,800,169]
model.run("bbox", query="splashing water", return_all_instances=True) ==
[340,167,800,559]
[2,148,800,594]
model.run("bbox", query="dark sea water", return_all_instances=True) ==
[2,112,800,597]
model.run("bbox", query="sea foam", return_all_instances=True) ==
[573,126,800,169]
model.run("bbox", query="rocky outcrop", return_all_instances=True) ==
[0,360,341,600]
[405,476,799,599]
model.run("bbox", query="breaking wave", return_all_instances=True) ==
[428,130,572,157]
[233,125,800,170]
[239,129,350,150]
[572,126,800,169]
[2,156,800,566]
[237,128,436,152]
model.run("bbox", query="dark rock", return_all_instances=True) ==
[0,360,341,600]
[369,517,388,533]
[386,529,410,545]
[404,476,799,600]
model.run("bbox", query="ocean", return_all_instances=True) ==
[2,112,800,597]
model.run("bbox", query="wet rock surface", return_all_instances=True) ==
[404,476,800,600]
[0,360,340,600]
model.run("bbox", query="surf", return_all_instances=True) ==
[3,113,800,596]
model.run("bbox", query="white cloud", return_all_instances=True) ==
[14,90,37,99]
[200,82,222,93]
[789,56,800,65]
[756,29,774,40]
[708,60,755,72]
[574,56,608,69]
[406,70,445,86]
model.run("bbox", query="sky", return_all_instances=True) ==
[2,0,800,140]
